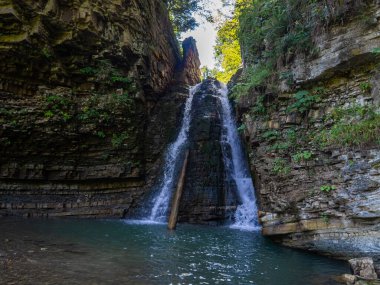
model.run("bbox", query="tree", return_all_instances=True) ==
[164,0,212,34]
[214,0,249,82]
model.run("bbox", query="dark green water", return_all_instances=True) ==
[0,219,348,285]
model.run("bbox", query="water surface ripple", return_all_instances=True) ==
[0,219,348,285]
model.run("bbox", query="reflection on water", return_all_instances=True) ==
[0,219,348,285]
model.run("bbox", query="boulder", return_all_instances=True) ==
[349,257,378,280]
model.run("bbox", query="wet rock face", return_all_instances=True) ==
[236,4,380,262]
[178,79,237,224]
[0,0,200,217]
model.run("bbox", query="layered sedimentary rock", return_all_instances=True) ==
[0,0,200,217]
[178,80,237,224]
[235,3,380,264]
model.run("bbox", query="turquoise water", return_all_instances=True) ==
[0,219,348,285]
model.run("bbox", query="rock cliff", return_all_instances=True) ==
[0,0,200,217]
[235,2,380,266]
[178,79,237,224]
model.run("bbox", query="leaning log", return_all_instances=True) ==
[168,150,189,230]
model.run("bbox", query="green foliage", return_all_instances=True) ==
[217,0,364,98]
[272,158,291,176]
[214,4,244,82]
[359,82,372,93]
[44,110,54,118]
[286,90,320,114]
[285,129,298,145]
[320,213,330,224]
[44,95,73,122]
[372,48,380,54]
[112,92,133,106]
[238,0,316,68]
[261,130,279,142]
[80,67,97,75]
[111,76,133,84]
[315,104,380,148]
[79,60,136,93]
[237,124,246,132]
[292,151,313,163]
[79,92,133,125]
[112,132,129,149]
[279,71,294,86]
[42,47,52,59]
[268,142,290,153]
[320,185,336,192]
[165,0,212,34]
[251,95,267,116]
[96,131,106,139]
[232,64,271,99]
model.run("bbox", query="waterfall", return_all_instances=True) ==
[218,83,260,230]
[147,84,200,222]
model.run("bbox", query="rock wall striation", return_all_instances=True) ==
[235,3,380,265]
[0,0,200,217]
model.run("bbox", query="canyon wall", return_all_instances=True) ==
[0,0,200,217]
[235,2,380,265]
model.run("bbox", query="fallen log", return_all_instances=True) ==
[168,150,189,230]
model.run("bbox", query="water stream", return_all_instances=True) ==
[218,83,260,230]
[148,84,200,222]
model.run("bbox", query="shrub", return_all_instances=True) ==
[261,130,280,141]
[43,94,73,122]
[268,142,290,153]
[359,82,372,93]
[285,129,298,145]
[272,158,291,175]
[251,95,267,116]
[320,185,336,192]
[112,132,129,149]
[315,105,380,148]
[231,64,271,99]
[79,67,97,75]
[286,90,320,114]
[292,151,313,163]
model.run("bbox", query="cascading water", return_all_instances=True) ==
[147,84,200,222]
[218,83,260,230]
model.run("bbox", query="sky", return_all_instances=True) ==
[181,1,234,69]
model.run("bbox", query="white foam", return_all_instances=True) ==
[218,83,260,229]
[124,219,166,226]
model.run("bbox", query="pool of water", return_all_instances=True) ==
[0,218,348,285]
